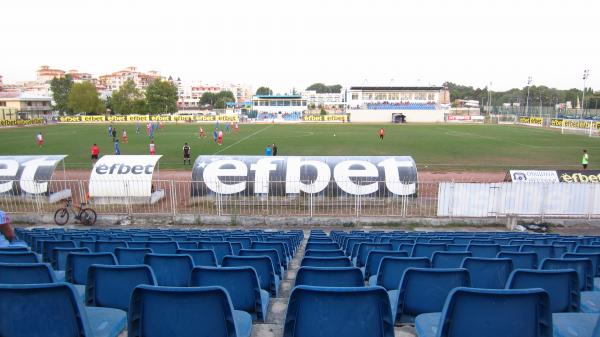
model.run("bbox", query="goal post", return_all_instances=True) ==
[560,119,600,137]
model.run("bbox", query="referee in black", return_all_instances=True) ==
[183,143,191,165]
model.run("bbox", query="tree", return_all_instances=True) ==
[200,92,216,106]
[306,83,342,93]
[145,79,178,114]
[320,108,327,115]
[110,79,142,115]
[67,82,104,115]
[213,91,235,109]
[256,87,273,95]
[50,75,73,115]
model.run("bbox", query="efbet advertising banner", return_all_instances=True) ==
[88,155,162,198]
[0,118,45,127]
[191,156,417,197]
[59,116,106,123]
[550,118,600,130]
[0,155,67,195]
[302,115,348,122]
[519,117,543,126]
[557,170,600,183]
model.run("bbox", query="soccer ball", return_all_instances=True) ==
[333,133,336,137]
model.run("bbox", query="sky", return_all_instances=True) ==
[1,0,598,93]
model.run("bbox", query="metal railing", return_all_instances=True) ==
[1,179,598,220]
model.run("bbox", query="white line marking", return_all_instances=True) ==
[213,124,274,155]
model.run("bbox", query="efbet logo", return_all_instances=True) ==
[560,172,600,183]
[95,163,154,175]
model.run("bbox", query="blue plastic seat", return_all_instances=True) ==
[114,247,152,265]
[467,244,500,258]
[176,241,198,249]
[95,240,128,253]
[305,242,339,251]
[0,251,40,263]
[54,247,91,270]
[197,241,233,265]
[506,269,580,313]
[520,244,554,264]
[42,240,76,264]
[563,252,600,277]
[177,248,217,267]
[394,268,470,323]
[146,241,178,254]
[446,244,468,252]
[301,256,352,268]
[576,245,600,254]
[66,252,118,285]
[369,257,431,290]
[295,266,364,287]
[461,257,513,289]
[497,251,538,269]
[354,243,393,267]
[283,286,395,337]
[411,243,447,258]
[541,258,593,291]
[0,283,126,337]
[143,253,194,287]
[251,241,288,266]
[238,248,284,278]
[190,266,269,322]
[363,250,408,280]
[431,251,472,269]
[128,285,252,337]
[226,237,253,249]
[0,262,57,284]
[86,264,157,311]
[304,249,345,258]
[222,255,280,296]
[414,287,552,337]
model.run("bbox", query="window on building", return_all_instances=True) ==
[27,102,32,107]
[284,100,290,106]
[269,101,277,106]
[351,93,358,100]
[0,102,6,107]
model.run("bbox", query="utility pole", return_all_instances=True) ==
[525,76,532,116]
[582,69,590,118]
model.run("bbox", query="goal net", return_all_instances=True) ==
[560,119,600,137]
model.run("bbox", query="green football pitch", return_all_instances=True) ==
[0,123,597,170]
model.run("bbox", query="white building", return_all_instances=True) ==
[251,95,307,121]
[300,90,344,108]
[98,67,161,93]
[345,86,450,123]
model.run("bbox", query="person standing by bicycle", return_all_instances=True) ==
[0,210,16,247]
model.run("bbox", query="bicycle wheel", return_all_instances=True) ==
[54,208,70,226]
[80,208,97,226]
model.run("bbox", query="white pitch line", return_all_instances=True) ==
[213,124,274,155]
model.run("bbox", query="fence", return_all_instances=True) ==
[2,179,600,220]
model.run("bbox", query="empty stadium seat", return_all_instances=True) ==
[295,266,364,287]
[86,264,157,311]
[222,255,280,296]
[541,258,594,291]
[238,248,284,278]
[95,240,128,253]
[460,257,513,289]
[128,285,252,337]
[197,241,233,265]
[496,251,538,269]
[394,268,471,323]
[283,286,395,337]
[411,243,447,259]
[114,247,152,265]
[143,253,194,287]
[301,256,352,268]
[0,283,126,337]
[506,269,580,313]
[563,252,600,277]
[54,247,91,270]
[369,257,431,290]
[354,243,393,267]
[431,251,472,269]
[0,262,56,284]
[190,266,269,322]
[520,244,554,265]
[251,242,289,266]
[414,287,552,337]
[305,242,339,251]
[363,250,408,280]
[41,240,76,264]
[0,251,40,263]
[467,244,500,258]
[66,252,118,285]
[146,241,179,255]
[304,249,345,258]
[177,248,218,267]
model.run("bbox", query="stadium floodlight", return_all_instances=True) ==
[582,69,590,117]
[525,76,532,116]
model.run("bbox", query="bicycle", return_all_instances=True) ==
[54,198,97,226]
